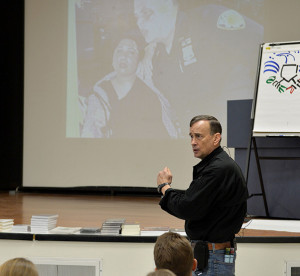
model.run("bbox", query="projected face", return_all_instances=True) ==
[112,39,139,76]
[134,0,178,44]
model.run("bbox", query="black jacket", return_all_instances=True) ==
[160,146,248,242]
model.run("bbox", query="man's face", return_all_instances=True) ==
[112,39,139,76]
[189,120,220,159]
[134,0,177,44]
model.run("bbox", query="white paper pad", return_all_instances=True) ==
[242,219,300,233]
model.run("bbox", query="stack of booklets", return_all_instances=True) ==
[79,227,101,234]
[121,222,141,236]
[100,218,125,235]
[0,219,14,232]
[30,214,58,233]
[11,224,31,233]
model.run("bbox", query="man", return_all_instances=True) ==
[156,115,248,275]
[153,232,197,276]
[134,0,263,134]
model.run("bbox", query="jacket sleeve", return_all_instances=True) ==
[159,169,222,220]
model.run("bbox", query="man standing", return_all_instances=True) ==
[156,115,248,275]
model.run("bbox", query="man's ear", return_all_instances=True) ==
[192,258,197,271]
[214,133,221,145]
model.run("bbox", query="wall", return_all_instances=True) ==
[1,240,300,276]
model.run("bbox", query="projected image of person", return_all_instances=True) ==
[134,0,263,133]
[81,38,173,138]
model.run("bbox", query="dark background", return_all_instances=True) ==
[1,1,24,190]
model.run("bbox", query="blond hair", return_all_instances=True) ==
[0,258,39,276]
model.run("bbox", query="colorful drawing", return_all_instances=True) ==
[263,50,300,94]
[254,43,300,135]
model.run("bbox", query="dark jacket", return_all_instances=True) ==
[160,146,248,242]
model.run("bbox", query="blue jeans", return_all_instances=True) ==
[193,249,236,276]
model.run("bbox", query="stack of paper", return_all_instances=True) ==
[121,222,141,236]
[0,219,14,232]
[242,219,300,233]
[11,224,31,233]
[140,226,169,236]
[169,228,187,236]
[30,214,58,233]
[50,226,82,234]
[100,218,125,235]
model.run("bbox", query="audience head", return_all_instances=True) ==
[147,269,176,276]
[154,232,197,276]
[0,258,39,276]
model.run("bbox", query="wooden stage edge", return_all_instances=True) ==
[1,191,299,238]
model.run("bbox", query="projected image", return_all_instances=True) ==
[67,0,264,138]
[81,38,170,138]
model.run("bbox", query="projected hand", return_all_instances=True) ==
[157,167,173,186]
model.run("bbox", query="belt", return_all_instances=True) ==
[191,240,232,251]
[207,241,231,250]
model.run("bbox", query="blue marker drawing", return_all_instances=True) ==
[264,60,280,73]
[276,52,296,63]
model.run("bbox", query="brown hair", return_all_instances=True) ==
[0,258,39,276]
[147,269,176,276]
[154,232,193,276]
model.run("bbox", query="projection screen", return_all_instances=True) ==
[23,0,264,189]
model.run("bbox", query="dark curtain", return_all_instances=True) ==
[1,1,24,190]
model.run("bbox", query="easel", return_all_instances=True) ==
[245,132,300,218]
[245,120,270,217]
[245,42,300,218]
